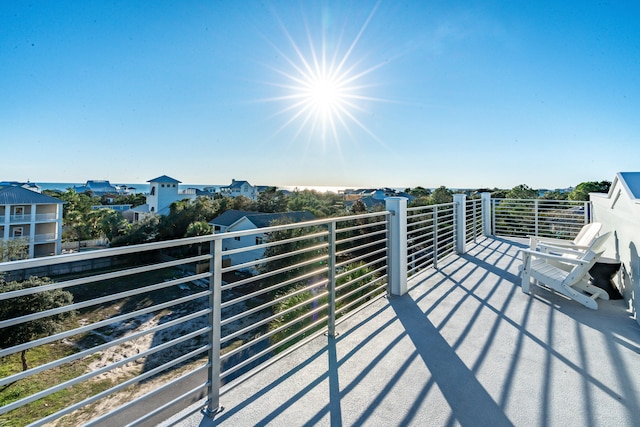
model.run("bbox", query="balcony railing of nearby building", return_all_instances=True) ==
[33,233,57,243]
[0,195,589,426]
[3,213,58,223]
[35,213,58,222]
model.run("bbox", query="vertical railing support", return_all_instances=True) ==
[327,222,337,337]
[454,194,466,254]
[481,192,492,236]
[472,199,478,242]
[385,197,407,296]
[534,199,539,236]
[433,206,439,269]
[204,238,222,417]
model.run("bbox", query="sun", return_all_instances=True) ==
[307,75,341,114]
[262,2,387,146]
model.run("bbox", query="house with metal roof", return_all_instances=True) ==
[0,185,64,258]
[73,180,120,195]
[0,181,42,193]
[220,179,258,200]
[209,209,316,271]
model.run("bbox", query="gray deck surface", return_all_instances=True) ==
[163,236,640,426]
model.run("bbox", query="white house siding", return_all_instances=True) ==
[221,217,265,272]
[591,172,640,326]
[0,188,63,258]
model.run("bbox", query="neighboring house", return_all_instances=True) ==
[344,196,385,211]
[220,179,258,200]
[209,210,316,271]
[91,204,132,212]
[131,175,198,221]
[590,171,640,327]
[74,180,119,195]
[343,188,414,211]
[0,181,42,193]
[0,185,64,258]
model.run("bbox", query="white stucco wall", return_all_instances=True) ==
[591,174,640,326]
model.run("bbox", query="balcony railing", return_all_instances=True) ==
[33,233,57,243]
[35,213,58,221]
[491,198,590,238]
[0,213,58,224]
[0,196,588,425]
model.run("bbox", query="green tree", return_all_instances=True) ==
[0,238,29,261]
[287,189,343,217]
[56,189,98,242]
[491,189,508,199]
[110,215,160,246]
[405,186,431,197]
[101,193,147,207]
[231,195,256,211]
[96,209,130,241]
[506,184,538,199]
[350,199,367,214]
[541,190,568,200]
[430,186,453,204]
[185,221,213,237]
[0,276,74,371]
[159,196,219,240]
[568,181,611,201]
[255,187,288,213]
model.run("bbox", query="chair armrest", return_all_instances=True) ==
[529,236,576,247]
[537,244,586,257]
[518,248,586,265]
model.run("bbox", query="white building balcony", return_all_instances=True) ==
[0,195,638,426]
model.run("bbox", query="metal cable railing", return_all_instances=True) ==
[406,202,456,279]
[491,199,590,238]
[0,211,389,426]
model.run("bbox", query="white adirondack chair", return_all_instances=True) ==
[520,232,611,310]
[529,222,602,251]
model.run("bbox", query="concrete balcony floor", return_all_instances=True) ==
[166,237,640,427]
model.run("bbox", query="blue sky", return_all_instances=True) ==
[2,1,639,190]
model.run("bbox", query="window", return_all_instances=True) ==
[13,206,25,218]
[13,227,23,238]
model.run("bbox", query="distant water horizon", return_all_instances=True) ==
[34,182,359,194]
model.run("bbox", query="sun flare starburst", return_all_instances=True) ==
[261,2,387,148]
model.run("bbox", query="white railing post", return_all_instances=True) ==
[433,206,439,269]
[205,237,222,417]
[454,194,466,254]
[385,197,407,296]
[327,222,337,337]
[534,199,539,236]
[481,192,492,236]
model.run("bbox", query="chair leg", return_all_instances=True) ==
[574,280,610,300]
[519,251,534,294]
[559,285,599,310]
[521,262,531,294]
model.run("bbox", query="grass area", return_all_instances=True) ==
[0,343,113,427]
[0,264,287,425]
[0,265,194,427]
